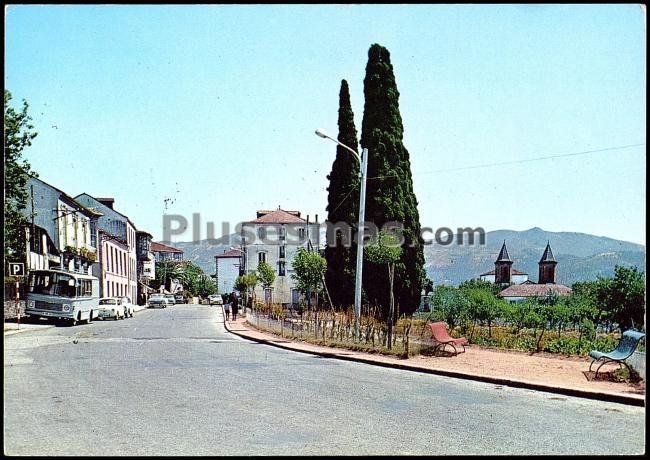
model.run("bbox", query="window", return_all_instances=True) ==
[279,245,285,258]
[258,252,266,263]
[258,226,267,240]
[278,261,286,276]
[279,226,286,241]
[298,228,306,240]
[77,279,92,297]
[28,272,76,297]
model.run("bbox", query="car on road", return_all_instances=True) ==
[208,294,223,306]
[174,293,185,304]
[165,295,176,306]
[121,296,135,317]
[97,297,126,320]
[148,293,170,308]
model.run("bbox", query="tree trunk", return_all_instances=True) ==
[387,264,395,350]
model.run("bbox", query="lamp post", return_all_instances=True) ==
[315,128,368,340]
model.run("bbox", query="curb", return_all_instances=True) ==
[4,324,54,336]
[224,319,645,408]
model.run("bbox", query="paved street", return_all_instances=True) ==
[4,304,645,455]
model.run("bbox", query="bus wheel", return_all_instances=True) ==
[71,313,81,326]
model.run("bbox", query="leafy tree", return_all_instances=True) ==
[291,248,327,308]
[257,261,276,304]
[430,285,469,331]
[605,265,645,333]
[459,278,502,296]
[325,79,360,308]
[155,260,182,291]
[235,273,258,309]
[4,90,38,261]
[463,288,504,338]
[360,43,425,315]
[365,231,402,348]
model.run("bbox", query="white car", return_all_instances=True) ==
[97,297,126,320]
[120,296,135,318]
[208,294,223,306]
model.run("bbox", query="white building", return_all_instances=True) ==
[241,208,321,305]
[23,176,101,276]
[214,248,242,295]
[479,241,529,285]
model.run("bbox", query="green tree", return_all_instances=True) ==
[360,43,425,316]
[291,248,327,309]
[365,231,402,348]
[257,261,276,304]
[430,285,469,331]
[605,265,645,333]
[235,273,258,308]
[4,90,38,261]
[325,79,360,308]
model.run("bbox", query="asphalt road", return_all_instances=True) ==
[4,304,645,455]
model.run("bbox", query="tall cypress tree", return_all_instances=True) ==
[324,80,360,308]
[360,44,425,316]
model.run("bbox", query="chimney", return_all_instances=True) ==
[315,214,318,223]
[96,198,115,209]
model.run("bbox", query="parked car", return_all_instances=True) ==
[165,295,176,305]
[174,293,185,304]
[148,293,169,308]
[208,294,223,306]
[121,296,135,318]
[97,297,126,320]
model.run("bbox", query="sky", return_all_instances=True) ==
[4,4,646,245]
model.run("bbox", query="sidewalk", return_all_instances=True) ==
[4,320,53,336]
[224,315,645,407]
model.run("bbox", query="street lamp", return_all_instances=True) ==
[315,128,368,340]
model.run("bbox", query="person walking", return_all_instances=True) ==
[223,298,231,321]
[231,293,240,321]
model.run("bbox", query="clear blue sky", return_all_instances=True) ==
[5,4,646,245]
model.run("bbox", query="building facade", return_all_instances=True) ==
[75,194,138,302]
[241,208,321,305]
[151,241,184,262]
[98,230,131,299]
[497,242,572,303]
[214,248,242,295]
[479,241,529,285]
[136,231,156,305]
[23,176,101,276]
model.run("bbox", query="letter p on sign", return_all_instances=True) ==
[8,263,25,277]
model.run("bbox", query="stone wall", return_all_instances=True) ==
[4,300,25,320]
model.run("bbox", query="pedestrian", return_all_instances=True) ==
[223,299,231,321]
[230,293,239,321]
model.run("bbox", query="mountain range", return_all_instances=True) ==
[162,227,645,287]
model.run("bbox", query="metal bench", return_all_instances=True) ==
[429,322,469,356]
[588,329,645,378]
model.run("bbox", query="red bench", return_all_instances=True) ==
[429,322,469,356]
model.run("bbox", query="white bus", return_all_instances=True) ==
[26,269,100,326]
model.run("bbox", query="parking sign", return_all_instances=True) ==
[8,263,25,277]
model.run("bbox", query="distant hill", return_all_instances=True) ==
[163,234,242,275]
[160,227,645,287]
[424,227,645,286]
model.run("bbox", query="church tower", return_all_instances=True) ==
[494,241,513,285]
[538,241,557,284]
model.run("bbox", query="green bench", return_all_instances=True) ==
[588,329,645,378]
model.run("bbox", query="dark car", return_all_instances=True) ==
[174,293,185,304]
